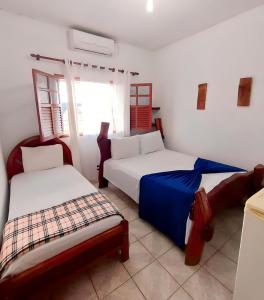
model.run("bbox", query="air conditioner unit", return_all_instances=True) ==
[69,29,115,56]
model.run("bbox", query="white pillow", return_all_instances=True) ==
[140,131,165,154]
[111,136,140,160]
[21,144,64,173]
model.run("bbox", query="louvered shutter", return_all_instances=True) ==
[130,83,152,133]
[32,69,64,141]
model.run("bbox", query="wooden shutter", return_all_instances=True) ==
[32,69,64,141]
[130,83,152,133]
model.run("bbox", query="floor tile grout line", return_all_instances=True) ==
[139,231,175,259]
[217,227,241,263]
[202,253,235,293]
[181,264,234,296]
[180,285,195,300]
[203,265,235,293]
[101,277,132,299]
[215,236,241,264]
[130,276,148,300]
[177,264,203,287]
[89,272,100,300]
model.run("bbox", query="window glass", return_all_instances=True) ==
[138,86,150,95]
[130,97,136,105]
[59,80,115,135]
[130,86,137,96]
[37,74,48,89]
[138,96,150,105]
[38,90,50,104]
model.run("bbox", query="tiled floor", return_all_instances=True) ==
[31,183,244,300]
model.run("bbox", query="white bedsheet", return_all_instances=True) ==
[104,149,240,243]
[2,165,122,278]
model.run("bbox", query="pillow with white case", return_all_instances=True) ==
[111,135,140,160]
[21,144,64,173]
[140,130,165,154]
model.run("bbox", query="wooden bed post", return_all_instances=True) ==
[97,122,111,188]
[155,118,164,139]
[185,188,213,266]
[120,220,129,262]
[253,164,264,191]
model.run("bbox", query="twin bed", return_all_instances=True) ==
[0,136,128,300]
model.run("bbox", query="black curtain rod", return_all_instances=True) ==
[30,53,140,76]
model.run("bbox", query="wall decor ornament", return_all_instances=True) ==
[197,83,207,110]
[237,77,252,107]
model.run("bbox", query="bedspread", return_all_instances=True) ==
[139,158,244,249]
[0,191,122,275]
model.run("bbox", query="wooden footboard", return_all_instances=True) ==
[0,220,129,300]
[185,165,264,266]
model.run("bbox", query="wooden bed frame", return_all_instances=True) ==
[97,122,264,266]
[0,135,129,300]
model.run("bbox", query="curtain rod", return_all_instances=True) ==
[30,53,140,76]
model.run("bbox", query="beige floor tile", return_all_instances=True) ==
[108,183,120,192]
[214,208,243,235]
[121,206,139,222]
[129,232,138,244]
[200,244,217,265]
[233,228,242,242]
[158,247,200,284]
[140,231,173,258]
[104,279,145,300]
[89,257,130,299]
[204,252,237,291]
[52,271,98,300]
[130,218,153,239]
[100,187,114,196]
[208,229,230,249]
[169,288,193,300]
[110,196,129,210]
[220,238,240,262]
[183,267,232,300]
[133,261,179,300]
[123,241,154,275]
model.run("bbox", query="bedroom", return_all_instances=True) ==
[0,0,264,299]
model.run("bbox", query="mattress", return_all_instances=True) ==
[2,165,122,278]
[104,149,239,202]
[104,149,240,243]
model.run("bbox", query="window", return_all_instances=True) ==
[130,83,152,133]
[32,69,64,141]
[33,68,117,141]
[59,80,115,136]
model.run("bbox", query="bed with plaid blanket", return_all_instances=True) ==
[0,191,123,275]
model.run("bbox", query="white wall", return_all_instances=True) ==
[1,6,264,180]
[0,138,8,240]
[0,10,155,180]
[154,5,264,170]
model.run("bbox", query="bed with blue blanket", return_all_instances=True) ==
[98,124,264,266]
[104,149,244,246]
[139,157,244,249]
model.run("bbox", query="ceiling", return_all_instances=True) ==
[1,0,264,50]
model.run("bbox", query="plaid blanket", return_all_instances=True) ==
[0,191,123,275]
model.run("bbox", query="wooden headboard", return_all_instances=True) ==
[7,135,73,180]
[97,118,164,188]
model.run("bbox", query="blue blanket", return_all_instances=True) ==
[139,158,244,249]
